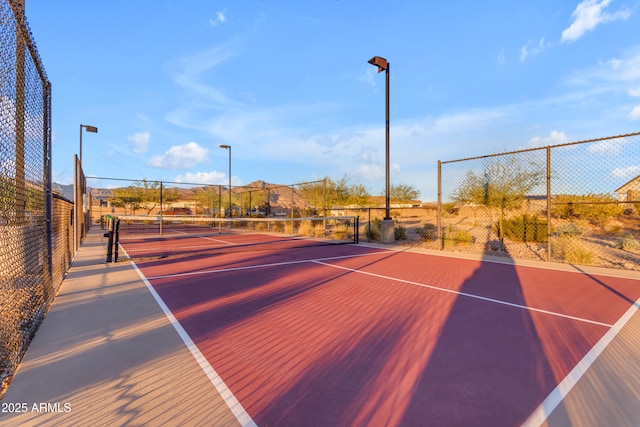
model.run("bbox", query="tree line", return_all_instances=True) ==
[105,177,422,215]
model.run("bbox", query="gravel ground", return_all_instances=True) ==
[396,215,640,272]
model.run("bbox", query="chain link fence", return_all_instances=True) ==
[435,132,640,270]
[0,0,74,398]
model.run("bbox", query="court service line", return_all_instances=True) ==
[167,229,236,246]
[130,261,257,427]
[144,250,392,281]
[521,296,640,426]
[312,260,614,328]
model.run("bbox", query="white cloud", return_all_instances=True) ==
[52,169,73,185]
[209,11,227,27]
[611,165,640,179]
[357,67,377,87]
[628,87,640,97]
[562,0,631,43]
[148,142,209,170]
[520,37,552,62]
[170,44,243,108]
[520,46,529,63]
[630,105,640,120]
[498,51,506,65]
[602,53,640,81]
[174,170,226,184]
[128,131,150,154]
[563,47,640,92]
[587,138,629,154]
[528,130,569,147]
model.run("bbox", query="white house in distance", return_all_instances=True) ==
[615,175,640,202]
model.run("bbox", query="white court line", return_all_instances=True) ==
[167,229,236,245]
[130,260,257,427]
[312,260,614,328]
[145,250,391,281]
[521,296,640,427]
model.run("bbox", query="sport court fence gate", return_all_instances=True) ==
[0,0,74,398]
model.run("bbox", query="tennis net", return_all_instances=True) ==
[113,215,359,261]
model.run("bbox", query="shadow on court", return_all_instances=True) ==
[400,242,556,426]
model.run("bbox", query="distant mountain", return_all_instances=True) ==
[52,183,74,201]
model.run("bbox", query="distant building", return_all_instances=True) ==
[615,175,640,202]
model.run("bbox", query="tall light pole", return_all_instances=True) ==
[79,124,98,165]
[368,56,394,243]
[75,124,97,253]
[220,144,232,217]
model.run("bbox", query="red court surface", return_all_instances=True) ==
[124,236,640,427]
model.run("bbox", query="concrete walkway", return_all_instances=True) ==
[0,228,240,426]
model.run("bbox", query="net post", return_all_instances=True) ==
[114,219,120,262]
[354,216,359,243]
[105,215,114,262]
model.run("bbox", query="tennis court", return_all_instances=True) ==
[118,219,640,426]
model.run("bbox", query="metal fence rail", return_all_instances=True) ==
[437,132,640,270]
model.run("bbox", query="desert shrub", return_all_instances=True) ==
[603,219,624,235]
[254,221,268,232]
[271,221,283,232]
[551,193,625,227]
[299,220,325,237]
[298,221,315,237]
[415,223,437,241]
[443,226,473,248]
[332,224,351,240]
[366,218,381,241]
[284,220,296,234]
[395,225,408,240]
[441,203,459,217]
[615,232,640,251]
[555,223,582,237]
[552,237,594,265]
[495,214,548,243]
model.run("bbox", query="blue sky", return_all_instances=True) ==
[25,0,640,201]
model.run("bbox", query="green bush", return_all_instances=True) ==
[443,226,473,248]
[551,193,625,227]
[495,214,548,243]
[366,218,381,241]
[615,232,640,251]
[395,225,408,240]
[555,223,582,237]
[415,223,437,241]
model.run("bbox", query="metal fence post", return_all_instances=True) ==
[437,160,442,250]
[546,146,551,262]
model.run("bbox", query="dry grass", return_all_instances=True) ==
[552,236,595,265]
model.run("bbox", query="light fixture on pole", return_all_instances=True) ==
[79,124,98,165]
[367,56,394,243]
[220,144,232,217]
